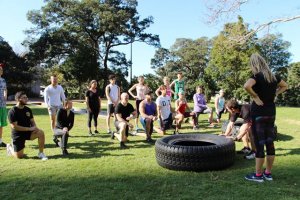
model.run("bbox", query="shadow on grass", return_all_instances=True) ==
[275,147,300,156]
[276,132,293,141]
[32,135,155,159]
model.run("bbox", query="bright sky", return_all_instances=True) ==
[0,0,299,78]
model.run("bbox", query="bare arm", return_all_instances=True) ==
[224,121,234,136]
[139,101,147,118]
[215,96,219,111]
[276,80,288,96]
[105,85,112,102]
[128,84,137,99]
[4,89,7,100]
[10,119,37,132]
[169,80,175,88]
[244,78,263,106]
[155,88,160,97]
[85,96,91,111]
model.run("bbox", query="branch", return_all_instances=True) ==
[228,15,300,44]
[205,0,249,24]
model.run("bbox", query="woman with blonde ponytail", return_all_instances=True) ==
[244,53,288,182]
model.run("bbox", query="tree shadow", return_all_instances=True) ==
[275,132,294,141]
[275,147,300,156]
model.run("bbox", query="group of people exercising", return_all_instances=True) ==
[1,53,288,183]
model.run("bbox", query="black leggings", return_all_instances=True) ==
[252,116,276,158]
[88,108,99,128]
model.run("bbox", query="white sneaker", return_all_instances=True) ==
[244,152,256,160]
[38,152,48,161]
[6,144,12,156]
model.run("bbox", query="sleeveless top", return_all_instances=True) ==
[177,101,187,114]
[217,96,225,111]
[107,84,119,104]
[136,84,147,100]
[174,79,184,99]
[166,85,172,97]
[144,101,156,116]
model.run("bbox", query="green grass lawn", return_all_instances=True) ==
[0,102,299,200]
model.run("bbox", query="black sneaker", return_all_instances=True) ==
[146,138,155,144]
[111,131,115,140]
[120,142,128,149]
[173,131,179,135]
[94,130,99,134]
[62,149,69,156]
[0,142,7,147]
[53,138,60,147]
[237,147,251,154]
[245,173,264,183]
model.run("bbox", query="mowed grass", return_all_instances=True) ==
[0,100,299,200]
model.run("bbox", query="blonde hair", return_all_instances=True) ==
[163,76,169,81]
[89,80,97,88]
[249,53,276,83]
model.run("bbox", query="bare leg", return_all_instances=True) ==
[255,158,265,174]
[30,129,45,153]
[266,155,275,173]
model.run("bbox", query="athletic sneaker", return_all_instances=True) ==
[94,130,99,134]
[263,170,273,181]
[0,142,6,147]
[89,131,94,136]
[53,138,60,147]
[244,151,256,160]
[120,142,128,149]
[107,130,112,134]
[111,131,115,140]
[38,152,48,161]
[207,123,215,128]
[245,173,264,183]
[146,138,155,144]
[173,130,179,135]
[193,126,199,130]
[237,147,251,154]
[6,143,12,156]
[62,149,69,156]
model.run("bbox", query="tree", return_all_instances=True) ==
[278,62,300,106]
[0,36,35,96]
[26,0,160,95]
[258,34,291,79]
[207,16,257,100]
[151,37,212,99]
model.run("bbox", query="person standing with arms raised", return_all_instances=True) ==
[44,75,66,145]
[244,53,288,182]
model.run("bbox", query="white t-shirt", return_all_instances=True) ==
[44,85,66,107]
[107,84,119,104]
[156,95,171,120]
[136,84,147,100]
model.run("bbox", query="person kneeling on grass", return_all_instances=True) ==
[222,99,256,160]
[155,85,174,135]
[113,93,136,149]
[174,91,197,133]
[53,99,74,156]
[6,91,48,160]
[139,91,158,143]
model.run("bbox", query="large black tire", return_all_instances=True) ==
[155,134,236,172]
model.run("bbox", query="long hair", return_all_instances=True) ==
[89,80,97,88]
[249,53,276,83]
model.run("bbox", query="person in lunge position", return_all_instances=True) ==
[53,99,74,156]
[139,91,158,143]
[6,91,48,160]
[113,93,136,149]
[174,91,196,133]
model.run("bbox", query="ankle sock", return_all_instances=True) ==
[265,170,271,174]
[256,173,262,177]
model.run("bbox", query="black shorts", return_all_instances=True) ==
[12,131,32,152]
[136,99,143,116]
[160,113,173,131]
[107,104,115,115]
